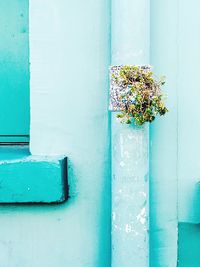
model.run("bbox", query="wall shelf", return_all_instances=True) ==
[0,146,68,204]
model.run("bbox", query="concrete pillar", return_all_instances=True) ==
[111,0,150,266]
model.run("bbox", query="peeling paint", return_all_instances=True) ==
[111,0,149,266]
[112,120,149,267]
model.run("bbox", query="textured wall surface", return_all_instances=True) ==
[112,123,149,267]
[0,0,111,266]
[111,1,149,266]
[0,0,199,266]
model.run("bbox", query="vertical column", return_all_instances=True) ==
[111,1,150,267]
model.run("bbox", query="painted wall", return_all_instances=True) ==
[30,0,111,266]
[0,0,29,136]
[0,1,111,267]
[150,1,178,266]
[0,0,199,266]
[178,1,200,266]
[150,0,200,266]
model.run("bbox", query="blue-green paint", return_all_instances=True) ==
[0,0,111,266]
[112,123,149,267]
[150,0,200,265]
[0,0,30,136]
[178,223,200,267]
[111,1,149,266]
[150,1,178,266]
[0,147,67,203]
[0,146,30,160]
[177,1,200,265]
[112,0,149,65]
[0,0,198,265]
[177,0,200,224]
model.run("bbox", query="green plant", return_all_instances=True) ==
[111,65,168,125]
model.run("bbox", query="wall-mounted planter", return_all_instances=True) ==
[109,65,150,111]
[0,146,68,204]
[110,65,168,126]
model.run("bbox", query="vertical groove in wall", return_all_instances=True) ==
[176,0,180,265]
[108,0,112,264]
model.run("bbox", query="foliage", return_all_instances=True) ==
[112,65,168,125]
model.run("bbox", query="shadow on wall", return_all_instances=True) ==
[178,223,200,267]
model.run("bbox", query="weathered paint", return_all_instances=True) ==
[150,0,178,266]
[111,1,149,266]
[0,0,199,266]
[0,0,30,136]
[0,147,67,203]
[111,0,149,65]
[112,123,149,267]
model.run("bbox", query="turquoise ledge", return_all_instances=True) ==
[0,146,68,204]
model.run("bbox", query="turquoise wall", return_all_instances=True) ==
[150,0,178,266]
[0,0,111,266]
[150,0,200,266]
[0,0,29,136]
[178,223,200,267]
[0,0,199,266]
[178,1,200,265]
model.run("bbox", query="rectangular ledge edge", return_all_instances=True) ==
[0,152,68,204]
